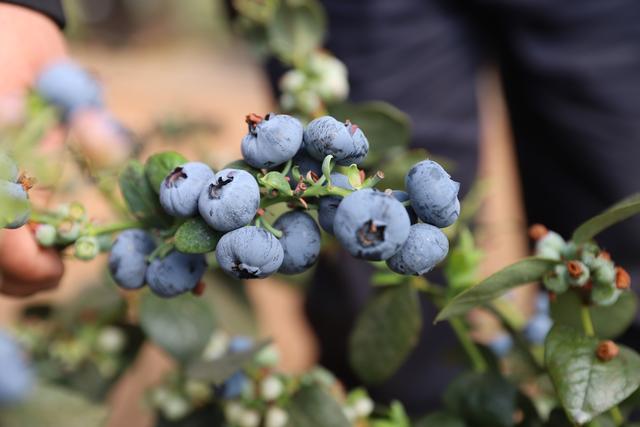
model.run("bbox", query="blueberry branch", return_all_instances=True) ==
[255,216,283,238]
[88,220,145,236]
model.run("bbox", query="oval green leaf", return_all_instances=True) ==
[175,218,221,254]
[119,160,172,228]
[349,285,422,384]
[268,0,326,64]
[144,151,188,194]
[186,340,269,385]
[435,258,557,322]
[572,193,640,244]
[139,292,215,363]
[545,325,640,424]
[286,384,351,427]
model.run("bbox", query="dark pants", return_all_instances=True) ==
[272,0,640,415]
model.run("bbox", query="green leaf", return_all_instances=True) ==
[444,228,483,295]
[444,372,517,427]
[186,340,269,384]
[550,291,637,339]
[545,325,640,424]
[349,285,422,384]
[119,160,172,228]
[415,412,466,427]
[175,218,221,254]
[139,292,215,363]
[328,101,412,168]
[144,151,188,193]
[286,384,351,427]
[0,383,108,427]
[435,258,557,322]
[259,171,294,196]
[268,0,326,64]
[572,193,640,244]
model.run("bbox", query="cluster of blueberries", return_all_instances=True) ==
[108,112,460,297]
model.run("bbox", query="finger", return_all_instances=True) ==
[0,228,64,283]
[0,274,60,298]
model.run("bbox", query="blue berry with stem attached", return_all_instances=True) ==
[405,160,460,228]
[304,116,369,166]
[198,169,260,232]
[215,226,284,279]
[109,229,156,290]
[386,223,449,275]
[159,162,214,218]
[274,211,321,274]
[318,173,353,235]
[146,250,207,298]
[334,189,411,261]
[241,113,303,169]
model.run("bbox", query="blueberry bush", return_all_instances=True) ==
[1,1,640,426]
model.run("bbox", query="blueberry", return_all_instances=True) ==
[523,314,553,344]
[287,146,321,189]
[391,190,418,224]
[146,251,207,298]
[218,336,253,399]
[0,181,30,229]
[334,189,411,261]
[198,169,260,232]
[386,223,449,275]
[405,160,460,228]
[536,292,550,314]
[109,229,156,290]
[159,162,214,218]
[0,331,33,404]
[274,211,321,274]
[487,333,513,358]
[215,226,284,279]
[304,116,369,166]
[241,113,303,168]
[0,151,18,182]
[35,60,103,118]
[317,173,353,235]
[228,336,253,353]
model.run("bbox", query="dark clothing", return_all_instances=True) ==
[12,0,640,416]
[0,0,65,28]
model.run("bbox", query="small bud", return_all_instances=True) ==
[353,396,374,418]
[528,224,548,241]
[260,375,284,401]
[265,406,289,427]
[615,267,631,290]
[596,340,619,362]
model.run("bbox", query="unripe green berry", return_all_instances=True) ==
[561,242,578,260]
[57,220,81,243]
[542,265,569,293]
[96,326,126,353]
[535,231,566,260]
[260,375,284,401]
[591,258,616,287]
[74,235,100,260]
[592,283,621,306]
[255,345,279,368]
[265,406,288,427]
[566,260,590,287]
[35,223,57,247]
[161,394,190,421]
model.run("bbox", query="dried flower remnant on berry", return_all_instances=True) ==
[615,267,631,290]
[528,224,548,241]
[596,340,619,362]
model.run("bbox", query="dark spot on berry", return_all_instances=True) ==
[356,220,386,247]
[208,175,235,199]
[166,167,187,188]
[232,262,260,279]
[188,262,196,274]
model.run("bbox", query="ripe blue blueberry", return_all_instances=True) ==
[35,60,103,118]
[0,151,18,182]
[287,146,321,189]
[274,211,321,274]
[146,251,206,298]
[333,189,411,261]
[228,336,253,353]
[405,160,460,228]
[391,190,418,224]
[109,229,156,290]
[0,331,33,404]
[304,116,369,166]
[486,333,513,358]
[215,226,284,279]
[217,336,254,399]
[159,162,214,218]
[198,169,260,232]
[317,173,352,235]
[523,314,552,345]
[241,113,303,168]
[0,181,30,229]
[386,223,449,275]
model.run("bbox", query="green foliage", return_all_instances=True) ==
[328,101,412,168]
[572,193,640,244]
[415,411,466,427]
[550,291,637,339]
[286,384,351,427]
[267,0,326,65]
[139,293,215,364]
[371,401,411,427]
[145,151,188,194]
[545,325,640,424]
[349,285,422,384]
[119,160,173,228]
[0,383,108,427]
[436,258,557,322]
[175,218,222,254]
[444,227,483,296]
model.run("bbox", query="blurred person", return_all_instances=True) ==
[3,0,640,416]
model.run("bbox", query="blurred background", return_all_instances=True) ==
[0,0,530,425]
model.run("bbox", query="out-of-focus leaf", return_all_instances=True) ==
[186,340,269,384]
[268,0,326,64]
[119,160,172,228]
[572,193,640,244]
[444,227,483,295]
[144,151,188,193]
[286,384,351,427]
